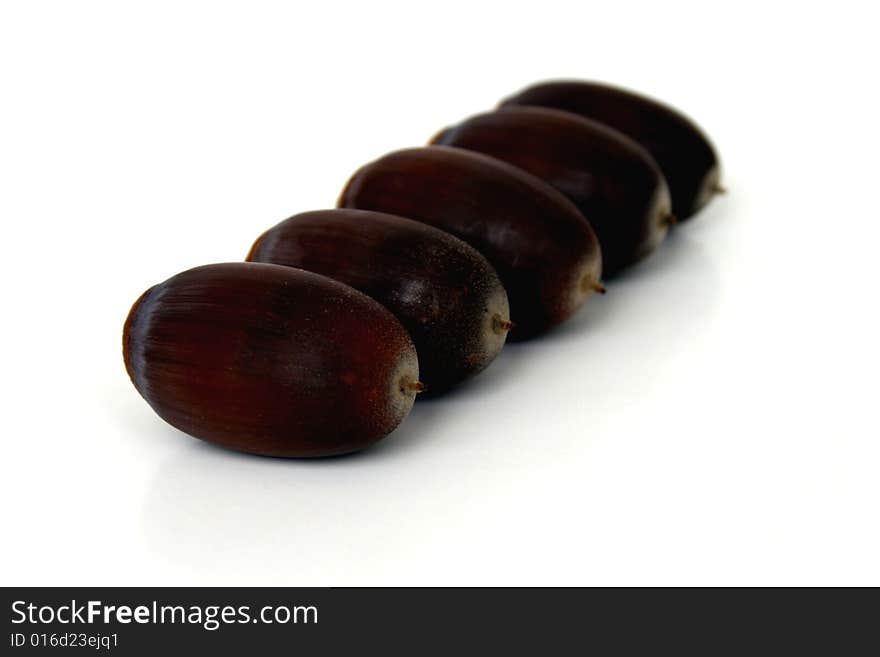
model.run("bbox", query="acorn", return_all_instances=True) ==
[432,106,673,276]
[123,262,421,457]
[247,209,510,393]
[338,146,603,340]
[501,80,722,219]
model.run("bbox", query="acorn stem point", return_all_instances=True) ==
[492,314,514,334]
[662,212,678,227]
[713,182,727,195]
[401,378,427,394]
[581,275,607,294]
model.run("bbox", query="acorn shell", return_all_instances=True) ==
[123,262,420,457]
[339,146,602,340]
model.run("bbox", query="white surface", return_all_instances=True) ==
[1,1,878,586]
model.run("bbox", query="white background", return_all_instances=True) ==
[2,1,878,586]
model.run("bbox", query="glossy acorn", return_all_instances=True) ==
[432,106,673,276]
[501,80,722,219]
[247,209,510,393]
[338,146,603,340]
[123,262,421,457]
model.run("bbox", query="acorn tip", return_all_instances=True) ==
[492,314,514,333]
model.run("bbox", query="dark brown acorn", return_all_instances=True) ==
[431,106,672,276]
[122,262,421,457]
[338,146,602,340]
[247,209,510,393]
[501,80,721,219]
